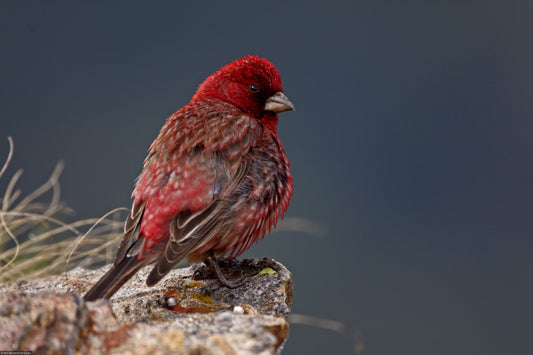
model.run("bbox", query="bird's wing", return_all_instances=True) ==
[145,159,251,286]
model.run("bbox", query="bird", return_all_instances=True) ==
[83,55,294,301]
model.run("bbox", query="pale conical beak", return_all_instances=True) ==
[264,92,295,113]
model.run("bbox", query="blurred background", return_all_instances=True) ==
[1,1,531,354]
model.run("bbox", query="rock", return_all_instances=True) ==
[0,258,293,354]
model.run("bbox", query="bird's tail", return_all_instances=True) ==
[83,255,146,301]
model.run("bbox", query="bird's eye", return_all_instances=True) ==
[249,84,259,93]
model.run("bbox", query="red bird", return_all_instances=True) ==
[83,56,294,301]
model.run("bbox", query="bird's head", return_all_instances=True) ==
[193,55,294,124]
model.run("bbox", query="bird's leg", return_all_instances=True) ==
[206,251,243,289]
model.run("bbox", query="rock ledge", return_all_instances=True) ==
[0,258,293,354]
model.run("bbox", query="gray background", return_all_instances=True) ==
[1,2,532,354]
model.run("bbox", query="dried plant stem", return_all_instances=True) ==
[0,137,123,282]
[288,313,365,354]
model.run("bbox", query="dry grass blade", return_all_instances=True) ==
[65,206,129,275]
[0,137,124,283]
[288,313,365,354]
[275,216,326,237]
[0,137,14,180]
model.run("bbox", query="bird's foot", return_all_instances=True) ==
[206,253,245,289]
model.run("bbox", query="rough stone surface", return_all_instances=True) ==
[0,258,293,354]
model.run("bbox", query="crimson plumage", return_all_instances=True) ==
[83,56,294,300]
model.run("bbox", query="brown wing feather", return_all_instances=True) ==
[115,201,146,265]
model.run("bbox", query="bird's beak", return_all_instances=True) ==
[264,92,295,113]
